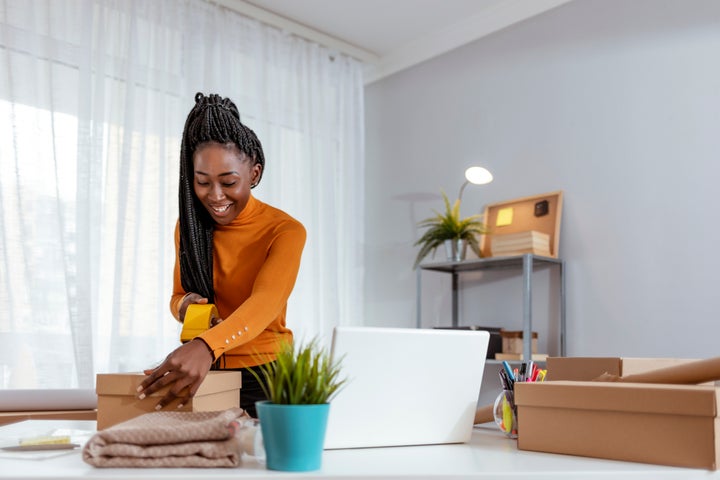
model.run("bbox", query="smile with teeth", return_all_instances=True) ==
[211,204,232,214]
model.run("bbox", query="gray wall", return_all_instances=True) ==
[364,0,720,362]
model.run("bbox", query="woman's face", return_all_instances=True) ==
[192,142,261,225]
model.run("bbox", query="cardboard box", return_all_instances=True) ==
[96,371,242,430]
[546,356,703,381]
[500,330,538,355]
[515,381,720,469]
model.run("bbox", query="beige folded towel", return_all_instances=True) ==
[83,408,249,468]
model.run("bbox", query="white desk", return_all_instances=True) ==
[0,420,717,479]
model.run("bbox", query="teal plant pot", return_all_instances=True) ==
[255,401,330,472]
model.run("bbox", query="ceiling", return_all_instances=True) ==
[219,0,574,83]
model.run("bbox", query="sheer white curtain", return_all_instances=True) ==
[0,0,365,389]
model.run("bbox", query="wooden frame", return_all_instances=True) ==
[480,191,563,258]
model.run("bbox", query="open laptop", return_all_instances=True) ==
[323,326,489,449]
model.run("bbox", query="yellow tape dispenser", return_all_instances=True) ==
[180,304,219,343]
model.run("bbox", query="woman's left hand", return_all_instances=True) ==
[137,338,214,410]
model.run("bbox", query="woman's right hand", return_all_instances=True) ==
[179,293,224,326]
[179,293,208,322]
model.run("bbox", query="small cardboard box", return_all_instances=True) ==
[515,381,720,469]
[96,371,242,430]
[500,330,538,355]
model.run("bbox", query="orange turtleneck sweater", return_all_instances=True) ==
[169,195,306,368]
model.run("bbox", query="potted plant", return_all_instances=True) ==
[252,338,346,472]
[413,190,490,268]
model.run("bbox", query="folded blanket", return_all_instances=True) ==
[83,408,249,468]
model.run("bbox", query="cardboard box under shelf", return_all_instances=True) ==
[96,371,242,430]
[500,330,538,355]
[495,353,548,362]
[515,381,720,469]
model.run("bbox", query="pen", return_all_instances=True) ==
[502,360,515,381]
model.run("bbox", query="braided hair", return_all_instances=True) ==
[178,92,265,302]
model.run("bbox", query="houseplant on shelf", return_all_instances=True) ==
[252,338,346,472]
[413,190,490,268]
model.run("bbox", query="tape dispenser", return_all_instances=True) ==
[180,304,219,343]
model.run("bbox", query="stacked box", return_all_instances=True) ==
[495,330,545,361]
[516,356,715,469]
[515,381,720,469]
[96,371,242,430]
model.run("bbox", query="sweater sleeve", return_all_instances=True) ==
[198,220,307,360]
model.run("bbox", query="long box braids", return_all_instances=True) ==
[178,92,266,302]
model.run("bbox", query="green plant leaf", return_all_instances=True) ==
[250,337,347,405]
[413,190,491,268]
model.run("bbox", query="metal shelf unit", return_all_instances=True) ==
[417,253,566,361]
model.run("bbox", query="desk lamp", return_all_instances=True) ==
[457,166,493,205]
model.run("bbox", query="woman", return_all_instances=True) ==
[137,93,306,417]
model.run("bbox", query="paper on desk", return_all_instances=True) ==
[0,428,93,461]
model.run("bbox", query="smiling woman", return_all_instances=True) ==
[137,93,307,419]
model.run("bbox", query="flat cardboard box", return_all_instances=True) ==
[546,356,703,381]
[515,381,720,469]
[495,353,548,361]
[96,371,242,430]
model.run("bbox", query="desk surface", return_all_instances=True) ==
[0,420,716,479]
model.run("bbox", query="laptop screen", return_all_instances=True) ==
[324,326,489,449]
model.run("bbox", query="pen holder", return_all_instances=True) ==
[493,390,518,439]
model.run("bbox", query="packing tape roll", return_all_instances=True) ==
[180,303,218,343]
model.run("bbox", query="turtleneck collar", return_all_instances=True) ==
[224,194,261,227]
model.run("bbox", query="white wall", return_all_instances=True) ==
[364,0,720,360]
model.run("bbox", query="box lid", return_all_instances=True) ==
[546,356,707,382]
[515,381,719,417]
[96,371,242,397]
[546,357,622,381]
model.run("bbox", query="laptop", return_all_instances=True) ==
[323,326,489,449]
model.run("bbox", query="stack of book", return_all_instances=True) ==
[490,230,551,257]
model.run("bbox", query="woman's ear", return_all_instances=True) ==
[251,163,262,188]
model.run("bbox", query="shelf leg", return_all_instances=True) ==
[416,267,422,329]
[452,272,459,328]
[522,254,533,362]
[560,260,566,356]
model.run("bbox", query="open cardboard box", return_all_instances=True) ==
[515,380,720,469]
[511,356,720,469]
[546,356,705,381]
[96,371,242,430]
